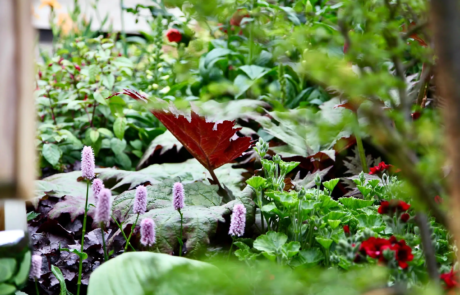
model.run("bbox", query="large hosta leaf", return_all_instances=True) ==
[88,252,223,295]
[110,179,247,256]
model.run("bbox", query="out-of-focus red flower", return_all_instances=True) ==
[435,195,443,204]
[369,161,393,175]
[230,10,250,27]
[401,22,427,47]
[48,63,53,67]
[390,238,414,269]
[411,111,421,120]
[343,42,349,53]
[75,64,81,72]
[440,268,458,290]
[400,213,410,223]
[378,200,411,215]
[38,71,42,79]
[166,28,182,43]
[359,237,392,259]
[343,225,350,235]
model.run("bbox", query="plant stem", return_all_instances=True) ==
[112,215,136,251]
[100,224,108,261]
[125,213,139,251]
[228,237,234,260]
[77,180,90,295]
[90,102,98,127]
[35,278,39,295]
[354,114,368,173]
[178,209,184,256]
[120,0,128,56]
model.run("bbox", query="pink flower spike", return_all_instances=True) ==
[172,182,185,211]
[229,204,246,237]
[81,146,95,180]
[140,218,156,246]
[92,179,104,205]
[95,189,112,226]
[133,185,148,214]
[31,254,42,279]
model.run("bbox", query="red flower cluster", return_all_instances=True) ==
[400,213,410,223]
[343,225,350,235]
[359,236,414,269]
[166,28,182,43]
[369,161,392,175]
[378,200,410,215]
[440,268,458,290]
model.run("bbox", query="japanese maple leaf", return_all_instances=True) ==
[111,89,252,182]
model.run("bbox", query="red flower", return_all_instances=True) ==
[435,195,443,204]
[378,200,410,215]
[359,237,391,259]
[390,238,414,269]
[343,225,350,235]
[166,29,182,43]
[369,161,393,175]
[440,268,458,290]
[75,64,81,72]
[400,213,410,223]
[230,10,250,27]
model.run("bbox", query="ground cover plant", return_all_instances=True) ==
[11,0,460,294]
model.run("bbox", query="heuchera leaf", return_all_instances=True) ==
[152,110,252,172]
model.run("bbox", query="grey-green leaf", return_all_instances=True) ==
[42,143,62,166]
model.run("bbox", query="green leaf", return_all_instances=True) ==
[315,237,333,250]
[253,231,288,254]
[102,74,115,90]
[239,65,270,80]
[43,143,62,166]
[113,117,127,140]
[339,197,374,209]
[318,195,341,210]
[27,211,40,222]
[93,92,107,106]
[327,220,341,229]
[295,248,324,266]
[281,241,300,258]
[90,130,100,143]
[87,253,223,295]
[51,265,69,295]
[60,248,88,260]
[0,258,16,283]
[130,140,143,151]
[357,185,372,197]
[110,138,127,154]
[0,283,16,295]
[113,57,134,68]
[13,251,31,286]
[115,152,132,170]
[323,178,340,192]
[246,176,267,190]
[98,128,114,138]
[88,64,99,83]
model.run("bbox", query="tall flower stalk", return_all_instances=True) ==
[31,254,42,295]
[125,185,147,251]
[228,204,247,258]
[95,189,112,261]
[173,182,185,256]
[77,146,94,295]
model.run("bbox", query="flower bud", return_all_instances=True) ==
[95,189,112,226]
[81,146,95,180]
[133,185,148,214]
[229,204,246,237]
[172,182,185,210]
[305,0,313,13]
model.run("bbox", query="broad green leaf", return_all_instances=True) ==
[115,153,132,170]
[292,248,324,266]
[0,283,15,295]
[87,253,223,295]
[13,251,31,286]
[57,130,83,149]
[113,117,127,140]
[0,258,16,283]
[93,92,107,106]
[339,198,374,209]
[110,138,127,154]
[323,178,340,192]
[51,265,69,295]
[253,231,288,254]
[246,176,267,190]
[88,64,99,83]
[102,74,115,90]
[281,241,300,258]
[318,195,341,210]
[27,211,40,221]
[90,130,100,143]
[98,128,113,138]
[43,143,62,166]
[239,65,270,80]
[112,57,133,68]
[327,220,341,229]
[315,237,333,250]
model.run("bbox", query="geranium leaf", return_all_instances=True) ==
[339,197,374,209]
[253,231,288,254]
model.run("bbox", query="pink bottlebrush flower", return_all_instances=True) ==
[140,218,156,246]
[31,254,42,279]
[172,182,185,210]
[95,189,112,226]
[133,185,148,214]
[92,179,104,204]
[229,204,246,237]
[81,146,95,180]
